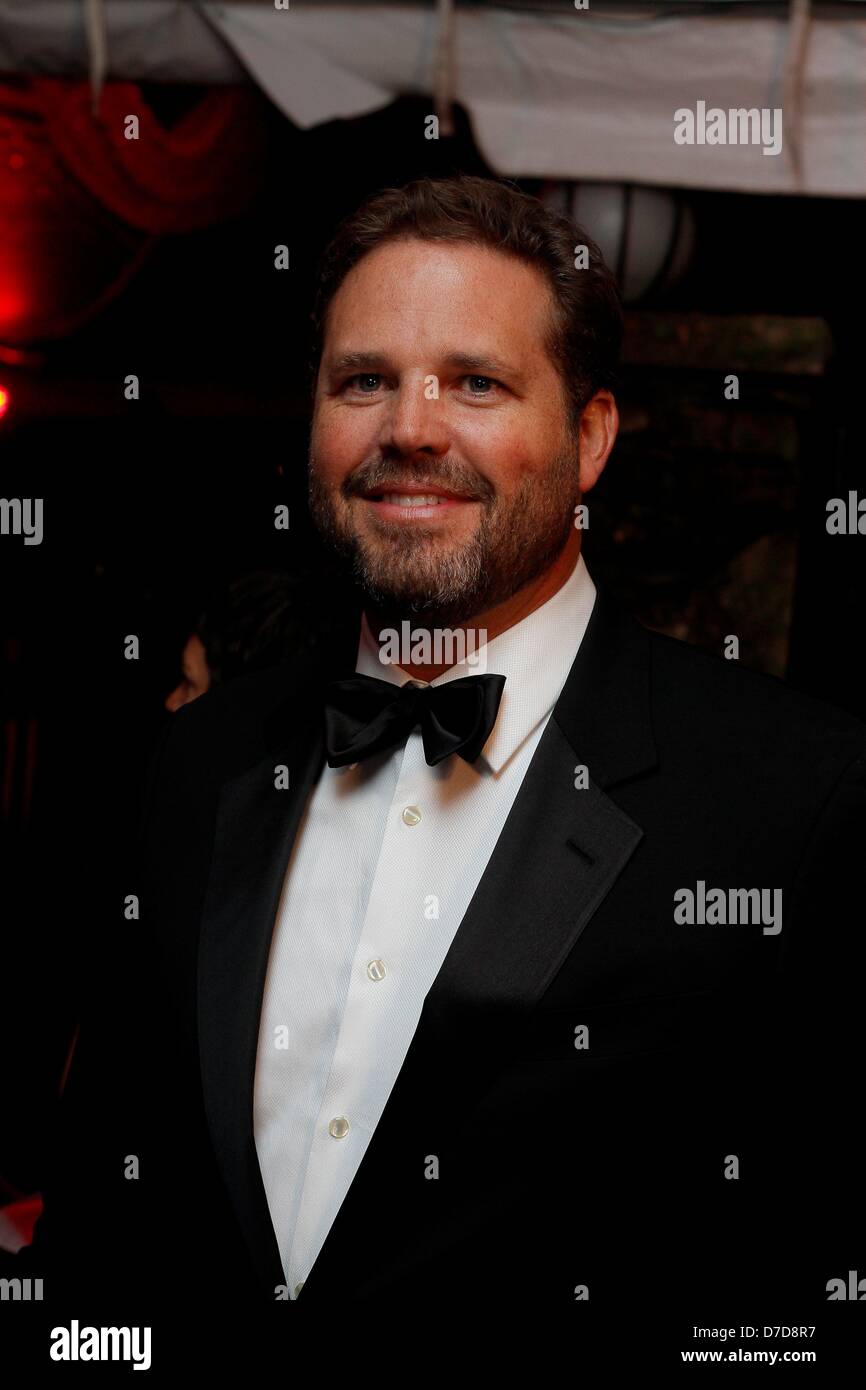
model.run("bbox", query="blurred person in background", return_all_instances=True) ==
[164,569,304,711]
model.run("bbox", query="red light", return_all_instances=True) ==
[0,386,9,417]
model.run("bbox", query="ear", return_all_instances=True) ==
[577,390,619,494]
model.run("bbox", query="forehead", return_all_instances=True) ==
[322,237,556,361]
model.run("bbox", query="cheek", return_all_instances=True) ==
[457,408,557,480]
[312,403,377,478]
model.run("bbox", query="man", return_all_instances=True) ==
[35,176,866,1329]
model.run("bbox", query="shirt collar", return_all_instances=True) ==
[354,552,597,775]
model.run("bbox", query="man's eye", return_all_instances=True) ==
[465,375,495,394]
[346,374,382,393]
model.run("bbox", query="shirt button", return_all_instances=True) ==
[402,805,422,826]
[294,1282,304,1297]
[329,1116,350,1139]
[366,959,386,982]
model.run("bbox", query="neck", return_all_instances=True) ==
[365,532,582,682]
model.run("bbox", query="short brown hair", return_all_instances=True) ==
[310,174,623,424]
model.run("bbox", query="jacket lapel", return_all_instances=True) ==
[418,588,657,1053]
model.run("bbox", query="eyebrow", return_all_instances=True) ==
[327,352,388,374]
[325,350,522,379]
[442,352,520,378]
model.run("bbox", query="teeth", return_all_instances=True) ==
[380,494,444,506]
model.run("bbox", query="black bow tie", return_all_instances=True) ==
[323,671,506,769]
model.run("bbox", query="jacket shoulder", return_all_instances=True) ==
[644,622,866,767]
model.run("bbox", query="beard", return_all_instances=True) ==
[307,444,581,629]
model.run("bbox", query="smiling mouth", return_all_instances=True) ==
[358,486,481,519]
[369,492,469,506]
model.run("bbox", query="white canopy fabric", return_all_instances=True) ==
[1,1,864,197]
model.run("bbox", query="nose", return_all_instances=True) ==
[378,378,451,458]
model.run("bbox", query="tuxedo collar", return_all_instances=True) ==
[265,573,659,791]
[350,552,598,776]
[552,581,659,789]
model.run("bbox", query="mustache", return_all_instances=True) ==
[342,456,494,502]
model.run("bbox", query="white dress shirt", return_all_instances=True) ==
[253,552,597,1297]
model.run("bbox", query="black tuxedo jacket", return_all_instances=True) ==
[31,583,866,1328]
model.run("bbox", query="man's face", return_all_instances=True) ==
[308,237,581,626]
